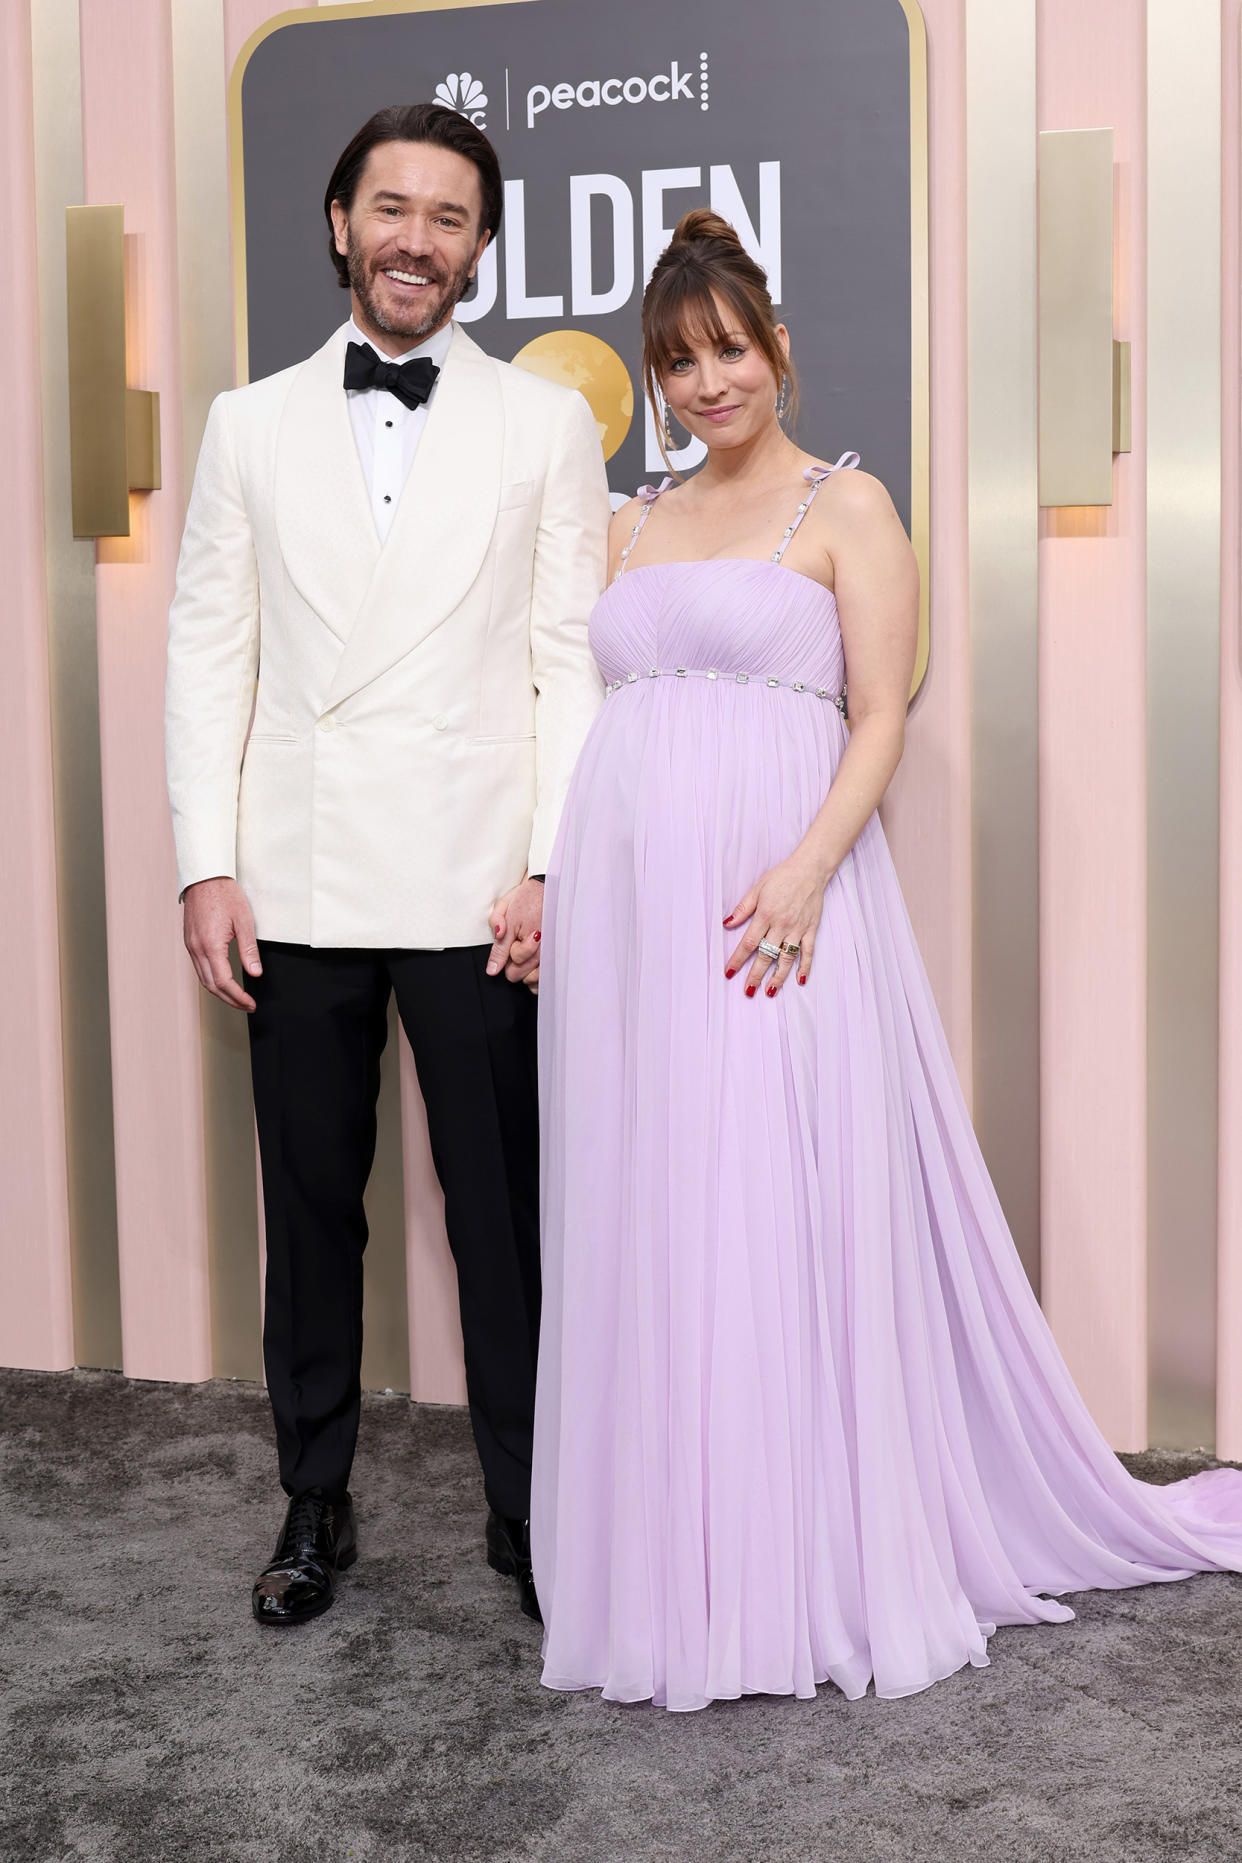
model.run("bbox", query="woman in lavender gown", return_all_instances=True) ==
[529,209,1242,1711]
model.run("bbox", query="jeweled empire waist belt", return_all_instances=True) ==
[603,666,848,715]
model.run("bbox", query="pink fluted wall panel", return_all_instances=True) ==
[881,0,973,1091]
[1217,0,1242,1461]
[1035,0,1148,1448]
[0,0,74,1370]
[79,0,212,1381]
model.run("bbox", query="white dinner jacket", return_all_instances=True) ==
[165,322,609,948]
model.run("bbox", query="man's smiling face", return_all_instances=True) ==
[330,139,491,354]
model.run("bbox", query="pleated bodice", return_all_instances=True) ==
[590,558,846,704]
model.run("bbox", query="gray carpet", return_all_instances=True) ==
[2,1369,1241,1863]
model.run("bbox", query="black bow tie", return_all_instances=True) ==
[343,342,440,412]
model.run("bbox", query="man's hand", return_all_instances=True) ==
[486,877,544,987]
[183,876,262,1011]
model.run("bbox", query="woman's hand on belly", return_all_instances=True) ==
[722,851,832,998]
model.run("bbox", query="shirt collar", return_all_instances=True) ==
[346,315,454,372]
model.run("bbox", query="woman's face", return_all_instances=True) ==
[660,293,789,454]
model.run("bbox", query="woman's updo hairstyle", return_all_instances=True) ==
[641,208,796,466]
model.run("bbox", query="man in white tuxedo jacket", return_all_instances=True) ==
[166,104,608,1627]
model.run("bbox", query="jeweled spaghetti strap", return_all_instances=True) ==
[613,477,673,582]
[772,451,861,564]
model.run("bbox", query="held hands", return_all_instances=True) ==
[724,853,832,998]
[486,876,545,992]
[183,877,262,1012]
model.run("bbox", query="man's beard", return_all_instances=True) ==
[346,231,475,342]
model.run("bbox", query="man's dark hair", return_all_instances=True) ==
[323,103,503,287]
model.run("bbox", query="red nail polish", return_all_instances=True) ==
[723,915,734,926]
[798,974,807,986]
[534,930,541,942]
[725,968,736,980]
[745,985,756,998]
[766,986,777,997]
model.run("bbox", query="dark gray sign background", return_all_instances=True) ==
[239,0,915,528]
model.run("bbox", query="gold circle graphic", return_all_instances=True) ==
[510,331,634,461]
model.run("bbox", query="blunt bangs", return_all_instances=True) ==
[643,279,738,384]
[642,274,780,402]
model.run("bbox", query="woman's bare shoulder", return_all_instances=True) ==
[810,466,902,537]
[807,463,890,505]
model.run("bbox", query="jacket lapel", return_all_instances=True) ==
[322,325,504,710]
[275,323,378,645]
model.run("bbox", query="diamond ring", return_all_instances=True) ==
[757,938,783,961]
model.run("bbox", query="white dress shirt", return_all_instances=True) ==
[344,316,454,543]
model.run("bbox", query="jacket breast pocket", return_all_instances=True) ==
[498,479,535,511]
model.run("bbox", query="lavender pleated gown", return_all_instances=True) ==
[531,460,1242,1711]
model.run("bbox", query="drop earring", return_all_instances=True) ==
[776,375,789,422]
[662,398,675,449]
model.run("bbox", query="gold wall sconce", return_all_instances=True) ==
[66,205,161,539]
[1038,128,1130,508]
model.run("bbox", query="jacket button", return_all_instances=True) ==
[433,715,448,731]
[317,715,337,733]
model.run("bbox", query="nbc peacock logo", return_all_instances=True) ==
[434,72,489,128]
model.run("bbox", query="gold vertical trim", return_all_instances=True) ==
[965,0,1041,1290]
[198,1010,262,1381]
[896,0,930,697]
[1214,0,1242,1464]
[1146,0,1220,1449]
[172,0,263,1381]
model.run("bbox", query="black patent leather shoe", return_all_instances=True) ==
[252,1490,357,1627]
[485,1509,542,1623]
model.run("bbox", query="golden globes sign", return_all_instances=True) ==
[230,0,928,684]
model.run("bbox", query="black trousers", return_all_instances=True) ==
[247,941,540,1519]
